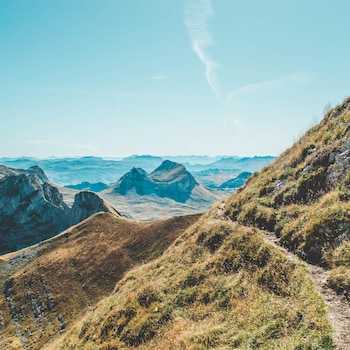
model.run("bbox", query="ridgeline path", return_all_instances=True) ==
[262,230,350,350]
[216,202,350,350]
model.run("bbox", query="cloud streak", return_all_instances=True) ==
[184,0,220,99]
[227,73,312,102]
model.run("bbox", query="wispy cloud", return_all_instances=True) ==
[227,73,311,102]
[184,0,220,99]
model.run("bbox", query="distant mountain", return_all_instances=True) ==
[209,155,276,172]
[219,171,252,190]
[102,160,226,220]
[65,181,108,192]
[0,165,119,254]
[165,155,223,165]
[111,160,198,203]
[0,155,275,186]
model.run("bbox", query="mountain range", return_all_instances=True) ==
[0,155,274,188]
[0,97,350,348]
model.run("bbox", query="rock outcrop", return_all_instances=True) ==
[0,165,118,254]
[112,160,198,203]
[68,190,118,226]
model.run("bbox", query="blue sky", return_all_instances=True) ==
[1,0,349,158]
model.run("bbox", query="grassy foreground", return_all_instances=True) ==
[45,212,333,349]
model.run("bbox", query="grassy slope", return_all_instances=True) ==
[0,212,200,350]
[46,211,332,349]
[41,99,350,350]
[225,97,350,298]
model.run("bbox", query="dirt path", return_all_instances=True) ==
[262,230,350,350]
[215,203,350,349]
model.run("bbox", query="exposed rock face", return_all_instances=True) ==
[116,168,154,196]
[112,160,198,202]
[68,191,116,226]
[0,165,118,254]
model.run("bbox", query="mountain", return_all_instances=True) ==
[219,171,252,190]
[102,160,226,220]
[112,160,198,203]
[0,212,201,350]
[0,165,118,254]
[65,181,108,192]
[0,155,275,187]
[1,98,350,348]
[41,97,350,349]
[209,155,276,172]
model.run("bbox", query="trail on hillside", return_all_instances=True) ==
[262,230,350,350]
[216,203,350,350]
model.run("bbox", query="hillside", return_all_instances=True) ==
[2,99,350,349]
[0,212,201,349]
[44,210,332,349]
[38,99,350,349]
[224,97,350,297]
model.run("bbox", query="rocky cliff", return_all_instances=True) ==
[0,165,118,254]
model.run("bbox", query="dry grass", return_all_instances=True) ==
[224,98,350,294]
[45,213,333,349]
[0,212,200,350]
[3,98,350,349]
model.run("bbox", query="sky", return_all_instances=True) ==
[1,0,350,158]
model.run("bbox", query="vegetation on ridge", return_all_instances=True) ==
[225,97,350,298]
[46,212,332,349]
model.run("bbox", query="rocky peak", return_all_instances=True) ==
[114,167,153,196]
[149,160,193,184]
[27,165,49,182]
[112,160,199,203]
[0,165,118,254]
[68,191,115,226]
[153,160,182,173]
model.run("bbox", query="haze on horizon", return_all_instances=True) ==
[1,0,350,159]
